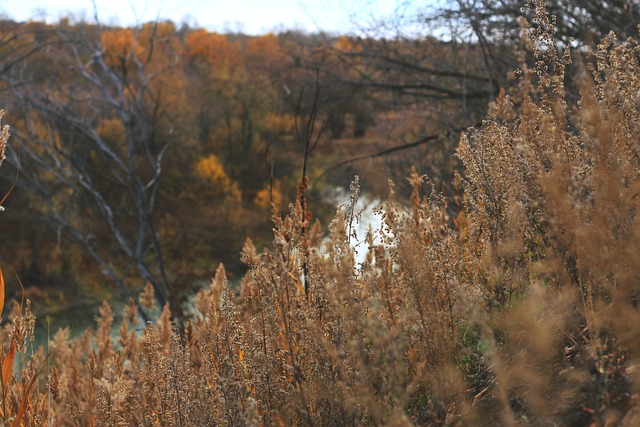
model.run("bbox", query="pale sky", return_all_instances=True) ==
[0,0,415,35]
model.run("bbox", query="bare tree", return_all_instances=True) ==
[0,18,179,312]
[436,0,640,46]
[296,1,639,193]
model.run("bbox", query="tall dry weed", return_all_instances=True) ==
[456,2,640,423]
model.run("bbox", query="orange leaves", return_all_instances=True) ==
[1,339,14,389]
[0,264,13,422]
[0,265,4,319]
[184,29,211,58]
[0,264,9,391]
[185,30,239,69]
[0,265,16,425]
[138,21,177,45]
[0,266,50,426]
[246,33,284,69]
[101,28,135,56]
[101,28,143,68]
[246,33,282,57]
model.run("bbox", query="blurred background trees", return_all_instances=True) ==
[0,20,326,316]
[0,0,636,319]
[308,0,639,197]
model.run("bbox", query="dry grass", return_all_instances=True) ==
[0,1,638,425]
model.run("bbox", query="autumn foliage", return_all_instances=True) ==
[0,1,638,425]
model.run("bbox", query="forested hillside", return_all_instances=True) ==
[0,17,495,315]
[0,0,638,424]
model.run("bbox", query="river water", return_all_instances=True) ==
[323,185,384,268]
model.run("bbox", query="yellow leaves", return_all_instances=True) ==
[254,180,283,209]
[265,113,294,135]
[196,154,229,184]
[196,154,241,202]
[101,29,143,67]
[101,28,134,55]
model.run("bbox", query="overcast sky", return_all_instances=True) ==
[0,0,413,35]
